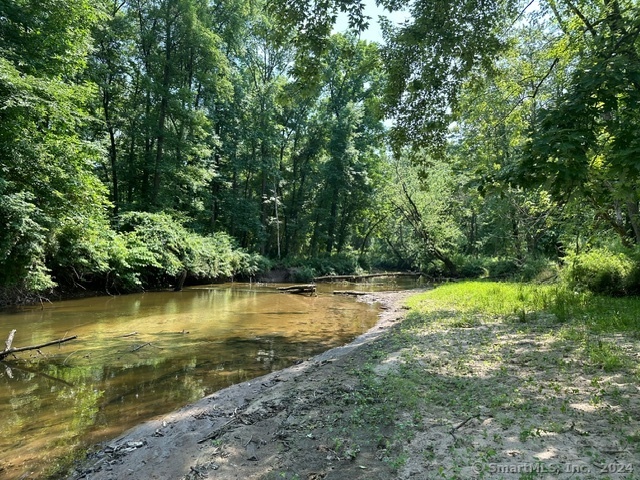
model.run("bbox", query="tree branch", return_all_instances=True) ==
[0,332,78,360]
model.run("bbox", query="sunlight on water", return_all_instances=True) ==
[0,283,381,479]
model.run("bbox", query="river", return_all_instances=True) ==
[0,281,411,479]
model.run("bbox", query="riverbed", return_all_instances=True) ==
[0,282,405,480]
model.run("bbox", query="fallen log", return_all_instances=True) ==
[276,285,316,295]
[332,290,369,296]
[0,330,78,360]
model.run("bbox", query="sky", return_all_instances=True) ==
[333,0,412,43]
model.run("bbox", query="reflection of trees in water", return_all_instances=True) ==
[0,362,105,479]
[256,337,276,368]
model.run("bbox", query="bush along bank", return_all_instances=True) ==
[0,211,270,307]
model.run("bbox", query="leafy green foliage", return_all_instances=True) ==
[0,189,54,293]
[511,0,640,246]
[381,0,517,154]
[0,1,108,301]
[372,152,461,274]
[116,212,266,287]
[47,211,268,295]
[5,0,640,304]
[0,0,98,77]
[563,248,634,296]
[279,251,363,281]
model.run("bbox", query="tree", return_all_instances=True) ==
[378,153,461,274]
[516,0,640,246]
[380,0,519,154]
[205,8,293,252]
[302,34,386,257]
[88,0,241,216]
[0,1,109,296]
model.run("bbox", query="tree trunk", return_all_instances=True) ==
[627,201,640,244]
[153,8,172,208]
[174,270,187,292]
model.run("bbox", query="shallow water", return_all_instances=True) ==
[0,282,402,479]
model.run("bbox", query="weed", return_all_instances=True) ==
[387,452,408,471]
[407,281,640,334]
[519,427,539,442]
[584,340,629,371]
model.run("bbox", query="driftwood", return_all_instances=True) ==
[198,406,249,444]
[314,272,422,282]
[0,329,78,360]
[276,285,316,295]
[131,342,152,352]
[198,416,238,444]
[332,290,369,296]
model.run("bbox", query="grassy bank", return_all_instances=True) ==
[342,282,640,478]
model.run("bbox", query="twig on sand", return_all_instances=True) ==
[449,414,481,438]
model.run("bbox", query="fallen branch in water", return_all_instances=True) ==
[332,290,369,296]
[131,342,152,352]
[276,285,316,295]
[0,329,78,360]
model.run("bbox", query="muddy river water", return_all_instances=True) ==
[0,281,410,479]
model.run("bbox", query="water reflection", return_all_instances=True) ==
[0,283,381,479]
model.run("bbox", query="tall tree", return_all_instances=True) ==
[305,34,386,256]
[89,0,241,217]
[519,0,640,245]
[0,0,108,295]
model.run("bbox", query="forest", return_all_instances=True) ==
[1,0,640,305]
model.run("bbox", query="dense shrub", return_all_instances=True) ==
[622,263,640,295]
[452,255,488,278]
[487,258,520,279]
[290,266,316,283]
[0,190,54,294]
[563,248,634,296]
[451,255,557,282]
[307,252,361,276]
[45,211,270,298]
[118,212,269,285]
[517,257,558,282]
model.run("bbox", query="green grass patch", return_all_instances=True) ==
[407,281,640,333]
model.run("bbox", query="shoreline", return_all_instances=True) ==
[65,283,640,480]
[67,290,417,480]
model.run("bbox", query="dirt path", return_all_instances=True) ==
[67,291,415,480]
